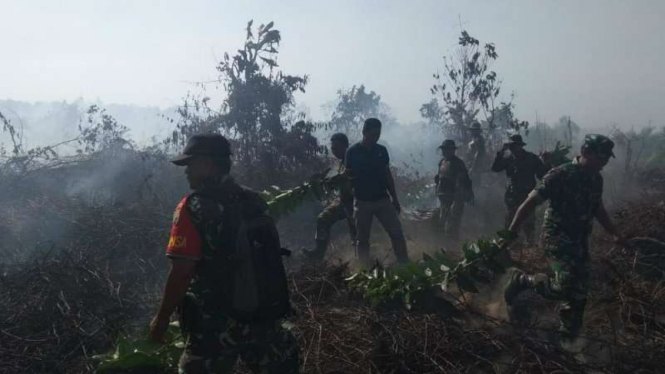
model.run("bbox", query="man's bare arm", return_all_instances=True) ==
[149,258,197,342]
[508,191,545,234]
[156,258,197,320]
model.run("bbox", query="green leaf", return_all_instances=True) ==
[440,272,450,292]
[97,352,163,372]
[115,339,130,358]
[435,252,455,269]
[403,292,413,310]
[496,229,516,240]
[463,248,479,262]
[469,243,480,253]
[477,239,492,253]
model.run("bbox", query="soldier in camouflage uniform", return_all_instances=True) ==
[304,133,356,262]
[435,140,474,240]
[491,134,550,244]
[149,133,298,374]
[503,134,624,340]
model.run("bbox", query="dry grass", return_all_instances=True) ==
[1,195,664,374]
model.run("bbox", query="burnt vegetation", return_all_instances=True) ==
[1,21,665,374]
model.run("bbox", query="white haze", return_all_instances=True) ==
[1,0,664,129]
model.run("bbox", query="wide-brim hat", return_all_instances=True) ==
[171,133,232,166]
[438,139,457,149]
[469,122,482,131]
[506,134,526,146]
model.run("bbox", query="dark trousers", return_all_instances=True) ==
[354,198,409,267]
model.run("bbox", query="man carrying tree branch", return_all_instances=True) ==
[304,133,357,262]
[503,134,625,341]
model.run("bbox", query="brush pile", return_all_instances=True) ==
[0,198,170,374]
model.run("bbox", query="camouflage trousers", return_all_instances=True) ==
[179,317,299,374]
[438,195,464,240]
[505,192,535,243]
[314,199,356,254]
[533,243,590,337]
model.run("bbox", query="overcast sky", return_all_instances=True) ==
[1,0,664,129]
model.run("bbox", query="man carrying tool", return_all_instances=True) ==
[503,134,625,342]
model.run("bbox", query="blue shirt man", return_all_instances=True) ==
[344,118,409,266]
[345,142,390,201]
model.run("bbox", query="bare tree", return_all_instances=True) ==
[611,125,654,187]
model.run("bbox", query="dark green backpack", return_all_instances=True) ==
[232,210,292,322]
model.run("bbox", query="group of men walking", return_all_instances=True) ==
[306,118,409,266]
[148,118,624,373]
[304,118,624,343]
[434,124,551,242]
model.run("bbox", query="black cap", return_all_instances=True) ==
[507,134,526,146]
[170,133,232,166]
[583,134,615,158]
[438,139,457,149]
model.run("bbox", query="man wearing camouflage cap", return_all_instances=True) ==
[503,134,625,341]
[435,139,474,240]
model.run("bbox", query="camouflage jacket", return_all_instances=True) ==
[535,157,603,251]
[492,150,548,200]
[435,156,473,199]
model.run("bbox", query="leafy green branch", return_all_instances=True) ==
[547,141,572,167]
[93,322,184,373]
[261,168,348,220]
[346,231,513,310]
